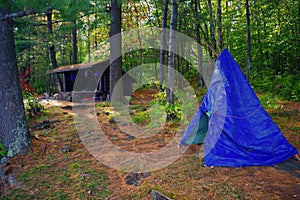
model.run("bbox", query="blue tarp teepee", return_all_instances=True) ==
[179,49,298,167]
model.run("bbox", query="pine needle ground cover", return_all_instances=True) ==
[1,89,299,199]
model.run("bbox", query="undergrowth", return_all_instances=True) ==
[23,91,47,121]
[0,106,111,199]
[0,138,7,157]
[251,69,300,101]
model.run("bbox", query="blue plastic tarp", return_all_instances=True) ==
[180,49,298,167]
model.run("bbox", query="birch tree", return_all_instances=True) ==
[166,0,179,104]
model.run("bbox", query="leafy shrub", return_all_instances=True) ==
[272,74,300,101]
[251,70,300,101]
[150,92,182,120]
[164,103,182,120]
[131,111,149,124]
[184,67,199,80]
[152,91,166,104]
[258,93,282,109]
[23,91,47,121]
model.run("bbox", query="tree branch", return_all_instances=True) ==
[0,9,36,21]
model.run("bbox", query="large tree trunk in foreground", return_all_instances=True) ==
[110,0,123,100]
[0,8,31,163]
[109,0,123,101]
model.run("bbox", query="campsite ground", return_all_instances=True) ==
[0,88,300,199]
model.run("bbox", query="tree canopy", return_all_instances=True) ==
[2,0,296,100]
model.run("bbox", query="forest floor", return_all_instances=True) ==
[0,88,300,199]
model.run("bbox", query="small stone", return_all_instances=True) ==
[125,173,140,186]
[60,144,71,153]
[149,190,172,200]
[125,172,151,186]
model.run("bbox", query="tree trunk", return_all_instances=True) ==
[72,20,78,64]
[207,0,217,59]
[110,0,123,100]
[194,0,205,87]
[256,19,263,69]
[0,8,30,163]
[137,26,143,85]
[159,0,169,91]
[94,14,98,49]
[217,0,223,52]
[225,1,230,48]
[246,0,251,81]
[166,0,178,105]
[46,9,62,92]
[295,1,300,71]
[178,43,184,90]
[87,16,91,63]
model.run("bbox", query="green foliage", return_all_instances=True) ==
[0,188,33,199]
[146,103,166,130]
[131,111,149,124]
[271,74,300,101]
[164,103,182,120]
[257,93,282,110]
[152,91,167,103]
[150,92,182,120]
[150,89,199,122]
[22,91,47,121]
[13,159,111,199]
[252,70,300,101]
[95,102,111,108]
[5,0,300,102]
[184,67,199,80]
[0,138,7,157]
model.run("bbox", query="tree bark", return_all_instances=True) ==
[46,9,62,92]
[0,7,31,163]
[159,0,169,91]
[256,19,263,69]
[225,1,231,49]
[87,16,91,63]
[178,43,184,90]
[194,0,205,87]
[110,0,123,100]
[72,20,78,64]
[246,0,251,81]
[134,5,143,85]
[217,0,223,52]
[207,0,217,59]
[94,13,98,49]
[166,0,178,105]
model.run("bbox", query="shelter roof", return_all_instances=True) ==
[47,60,110,74]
